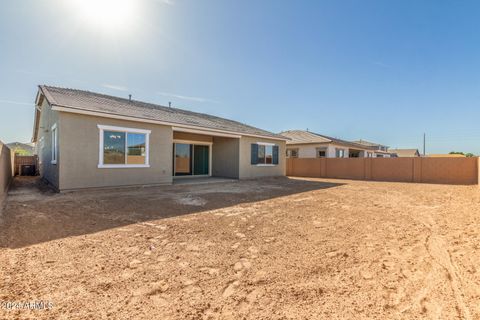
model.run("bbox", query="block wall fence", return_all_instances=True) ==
[286,157,479,185]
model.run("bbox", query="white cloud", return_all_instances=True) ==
[157,91,219,103]
[152,0,175,5]
[102,84,129,91]
[0,99,32,106]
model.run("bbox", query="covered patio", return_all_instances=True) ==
[172,128,240,179]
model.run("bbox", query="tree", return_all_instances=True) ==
[449,151,476,157]
[11,147,32,156]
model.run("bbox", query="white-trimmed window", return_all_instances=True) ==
[316,147,327,158]
[98,125,151,168]
[335,148,346,158]
[286,148,298,158]
[251,142,279,166]
[51,123,57,164]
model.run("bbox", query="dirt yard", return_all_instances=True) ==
[1,177,480,319]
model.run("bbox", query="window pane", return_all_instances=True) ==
[193,145,209,175]
[175,143,192,175]
[257,145,266,164]
[104,131,125,164]
[265,145,273,164]
[127,133,146,164]
[287,149,298,158]
[52,128,57,161]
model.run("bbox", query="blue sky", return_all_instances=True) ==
[1,0,480,154]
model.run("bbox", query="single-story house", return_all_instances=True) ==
[353,139,393,158]
[32,86,288,191]
[280,130,387,158]
[388,148,421,157]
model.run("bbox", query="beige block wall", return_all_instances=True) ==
[370,158,414,182]
[418,157,478,184]
[212,137,239,178]
[0,141,13,209]
[58,112,173,190]
[239,136,286,179]
[287,157,479,185]
[37,99,60,189]
[287,158,323,178]
[325,158,365,179]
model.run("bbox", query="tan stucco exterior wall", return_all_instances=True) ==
[35,102,286,189]
[36,99,60,189]
[212,137,240,178]
[58,112,173,191]
[239,136,286,179]
[287,143,375,158]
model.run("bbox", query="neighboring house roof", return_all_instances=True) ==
[280,130,373,150]
[374,150,394,155]
[35,85,288,141]
[389,149,420,157]
[427,154,466,158]
[280,130,332,144]
[354,139,389,148]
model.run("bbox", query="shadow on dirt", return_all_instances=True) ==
[0,176,343,249]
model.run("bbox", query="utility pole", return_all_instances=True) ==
[423,133,426,156]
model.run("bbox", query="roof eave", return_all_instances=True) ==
[285,141,331,145]
[31,88,46,143]
[51,104,290,142]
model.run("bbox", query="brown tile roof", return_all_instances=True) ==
[279,130,332,144]
[39,85,287,140]
[353,139,388,148]
[389,149,420,157]
[280,130,373,149]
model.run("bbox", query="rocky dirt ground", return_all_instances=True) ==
[1,176,480,319]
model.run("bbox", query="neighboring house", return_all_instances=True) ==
[280,130,382,158]
[353,139,392,158]
[6,142,34,155]
[427,154,466,158]
[32,86,288,191]
[389,149,421,157]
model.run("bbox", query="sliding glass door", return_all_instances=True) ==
[193,145,209,175]
[174,143,192,175]
[174,143,210,176]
